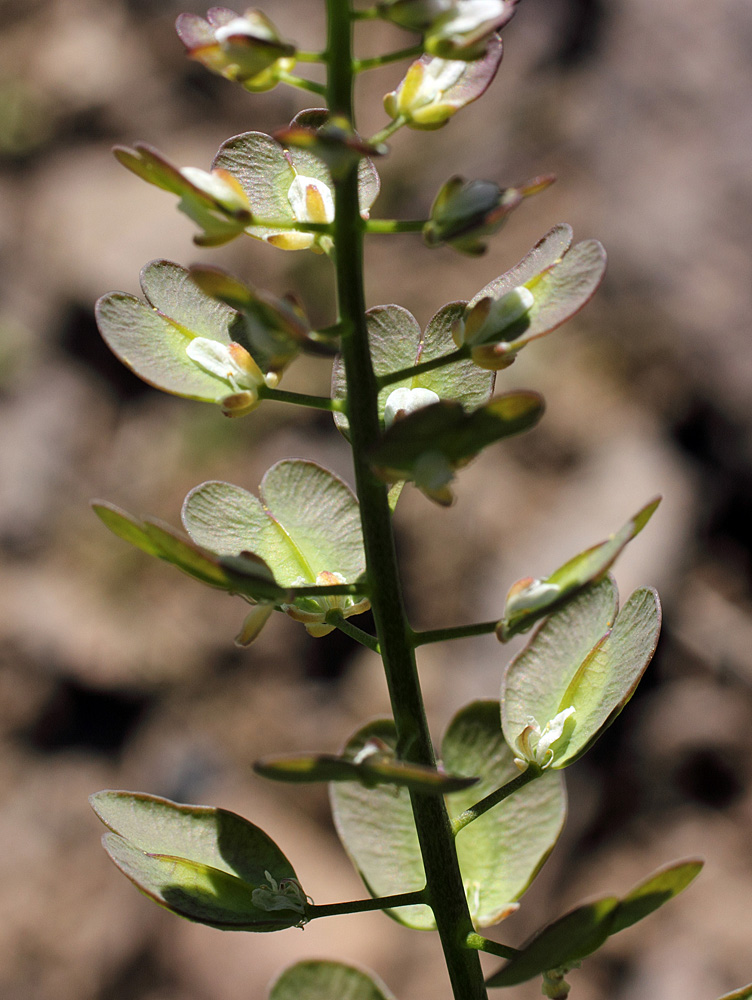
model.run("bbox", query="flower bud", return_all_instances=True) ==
[176,8,296,92]
[377,0,454,31]
[426,0,519,60]
[384,38,501,129]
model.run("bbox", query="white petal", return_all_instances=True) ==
[384,386,440,428]
[287,175,335,224]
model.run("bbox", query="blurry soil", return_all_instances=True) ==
[1,1,751,999]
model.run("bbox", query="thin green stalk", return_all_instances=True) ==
[365,217,426,234]
[351,6,379,18]
[258,384,343,411]
[377,345,469,389]
[296,50,327,62]
[412,619,499,646]
[326,611,381,653]
[453,766,541,834]
[308,889,426,919]
[277,70,327,95]
[465,933,519,960]
[355,44,424,71]
[325,4,488,1000]
[369,115,408,144]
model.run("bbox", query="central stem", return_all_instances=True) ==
[325,4,487,999]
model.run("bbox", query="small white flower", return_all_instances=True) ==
[384,386,440,429]
[252,870,310,917]
[513,707,575,771]
[214,16,276,44]
[185,338,263,392]
[283,571,371,637]
[287,174,335,225]
[505,577,560,617]
[443,0,506,34]
[410,58,466,108]
[459,285,534,347]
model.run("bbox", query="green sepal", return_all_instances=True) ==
[501,577,661,770]
[498,496,661,640]
[91,500,284,601]
[369,393,544,505]
[332,302,495,438]
[269,960,397,1000]
[330,704,565,930]
[90,791,306,931]
[486,860,703,987]
[254,749,478,794]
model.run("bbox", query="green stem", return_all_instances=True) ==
[277,71,327,96]
[355,45,424,71]
[369,115,409,145]
[258,384,343,411]
[308,888,426,919]
[326,611,381,653]
[326,5,487,1000]
[412,619,499,646]
[365,217,426,234]
[377,345,469,389]
[453,766,541,834]
[465,933,519,960]
[351,5,380,18]
[296,50,327,62]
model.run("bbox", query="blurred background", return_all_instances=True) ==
[1,0,752,997]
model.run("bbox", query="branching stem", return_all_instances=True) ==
[453,765,541,834]
[326,611,381,653]
[369,115,409,145]
[412,620,498,646]
[277,70,327,95]
[377,346,469,389]
[355,45,424,71]
[308,889,426,919]
[326,5,488,1000]
[465,933,519,960]
[365,218,426,234]
[258,385,343,411]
